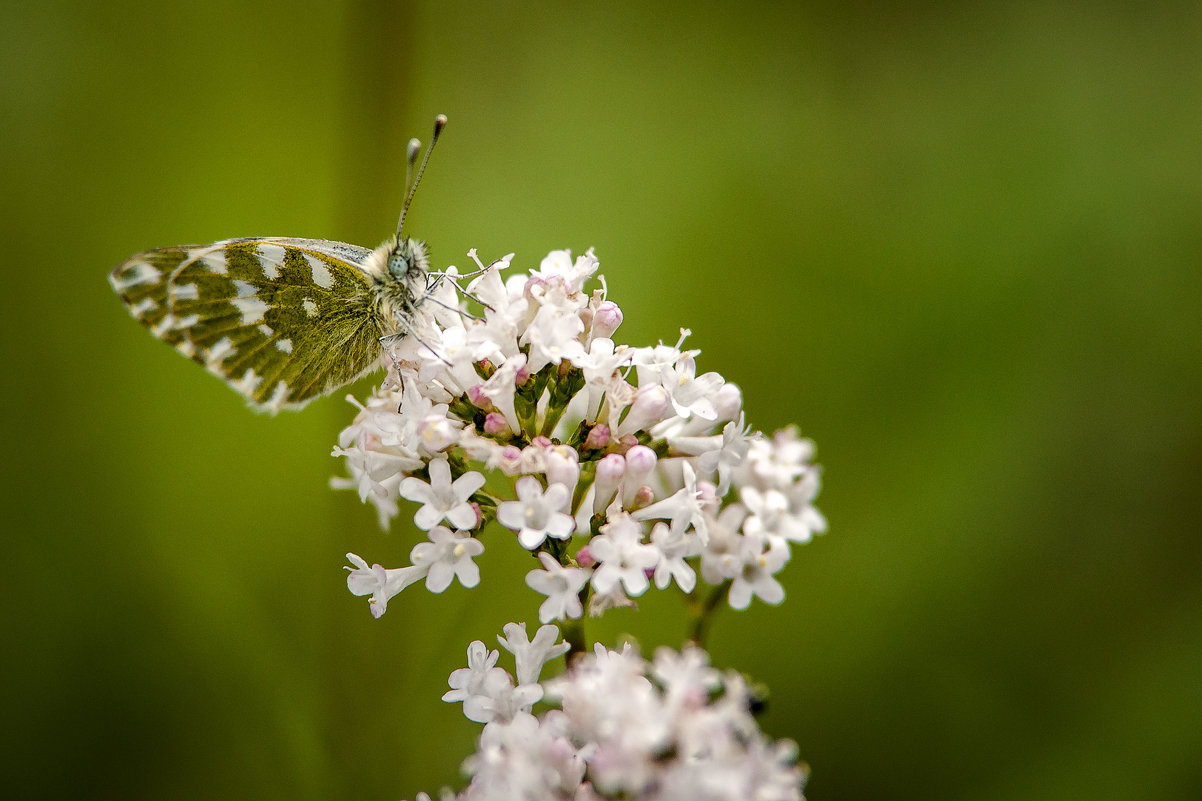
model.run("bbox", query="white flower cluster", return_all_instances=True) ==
[415,623,805,801]
[337,249,825,620]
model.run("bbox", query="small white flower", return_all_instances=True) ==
[649,644,720,713]
[649,522,699,592]
[520,304,586,373]
[332,389,426,525]
[587,583,637,616]
[344,553,426,618]
[410,526,485,592]
[399,458,485,531]
[415,412,461,453]
[630,461,708,543]
[589,512,659,596]
[570,336,631,420]
[661,412,752,495]
[464,250,516,309]
[783,465,828,543]
[727,531,790,610]
[656,352,725,421]
[525,552,591,623]
[601,372,638,425]
[443,639,542,724]
[740,425,817,490]
[571,336,626,381]
[739,485,790,537]
[442,639,502,703]
[531,248,600,293]
[630,336,690,378]
[498,621,570,685]
[467,669,544,724]
[479,352,527,433]
[496,476,576,549]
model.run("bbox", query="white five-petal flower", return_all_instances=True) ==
[399,457,485,531]
[589,513,660,597]
[496,476,576,549]
[410,526,485,593]
[525,552,591,623]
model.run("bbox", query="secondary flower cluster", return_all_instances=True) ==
[413,623,805,801]
[336,249,825,620]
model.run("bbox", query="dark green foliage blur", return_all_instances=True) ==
[3,2,1199,799]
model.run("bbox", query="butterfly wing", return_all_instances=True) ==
[110,237,388,412]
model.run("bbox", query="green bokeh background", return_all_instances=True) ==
[4,2,1200,799]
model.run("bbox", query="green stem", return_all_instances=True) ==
[687,581,730,648]
[562,615,588,666]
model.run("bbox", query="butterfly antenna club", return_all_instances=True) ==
[396,114,448,241]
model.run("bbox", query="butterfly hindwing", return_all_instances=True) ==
[111,237,389,412]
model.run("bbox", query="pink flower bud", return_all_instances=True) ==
[616,434,639,453]
[484,412,511,437]
[584,423,611,450]
[622,445,657,507]
[593,452,626,514]
[630,484,656,510]
[467,384,493,409]
[590,301,623,339]
[576,545,596,568]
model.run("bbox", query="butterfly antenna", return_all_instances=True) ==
[396,114,448,241]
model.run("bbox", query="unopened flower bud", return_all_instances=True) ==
[484,412,511,437]
[467,384,493,409]
[630,484,656,510]
[614,384,670,437]
[622,445,657,507]
[584,423,610,450]
[546,446,581,494]
[593,452,626,514]
[590,300,623,339]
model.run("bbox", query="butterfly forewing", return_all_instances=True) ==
[110,237,388,412]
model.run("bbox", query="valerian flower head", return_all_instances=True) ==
[335,250,824,618]
[425,630,806,801]
[328,244,825,801]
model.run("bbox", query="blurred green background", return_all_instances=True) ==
[3,1,1200,799]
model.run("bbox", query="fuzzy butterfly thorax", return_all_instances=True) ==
[363,235,432,338]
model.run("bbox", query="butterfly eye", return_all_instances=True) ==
[388,248,413,280]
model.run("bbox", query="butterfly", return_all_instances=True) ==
[110,115,449,414]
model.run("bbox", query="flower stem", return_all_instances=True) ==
[562,616,588,665]
[687,581,730,648]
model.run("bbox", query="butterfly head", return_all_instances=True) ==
[387,236,430,282]
[378,115,444,288]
